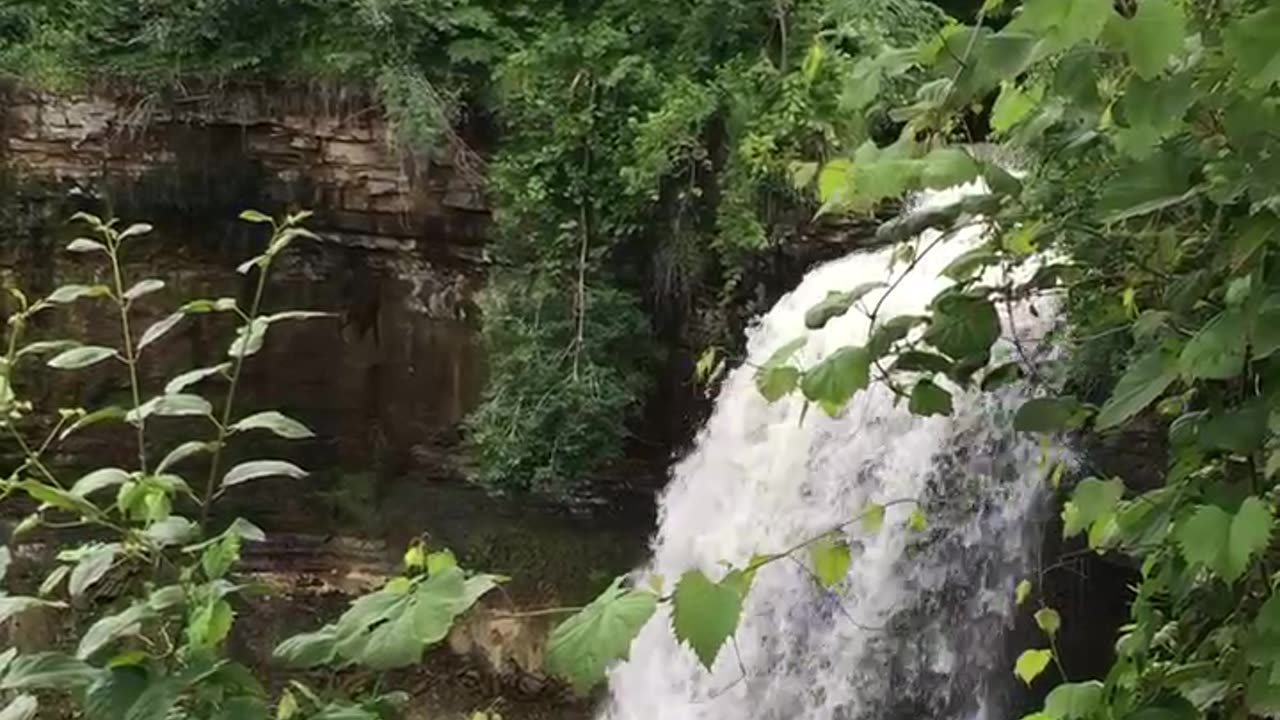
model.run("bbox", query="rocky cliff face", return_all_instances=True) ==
[0,83,491,484]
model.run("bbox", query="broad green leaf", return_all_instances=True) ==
[981,362,1023,390]
[1045,681,1104,719]
[1180,310,1247,380]
[1225,7,1280,91]
[1177,505,1231,576]
[908,508,928,531]
[810,535,852,586]
[48,345,118,370]
[1228,496,1273,581]
[804,284,885,329]
[230,411,314,440]
[1,652,100,690]
[800,346,871,416]
[909,379,953,417]
[126,394,212,423]
[143,517,198,547]
[157,441,213,473]
[1035,607,1062,637]
[924,296,999,360]
[69,544,117,598]
[0,596,64,626]
[229,318,269,358]
[0,695,37,720]
[426,549,458,577]
[1014,648,1053,685]
[1248,668,1280,717]
[1063,478,1124,537]
[122,279,164,302]
[762,337,807,368]
[863,502,886,533]
[77,602,154,659]
[187,599,235,648]
[1199,401,1268,453]
[1007,0,1110,52]
[1096,347,1180,430]
[672,569,744,669]
[71,468,130,497]
[46,284,110,305]
[240,210,274,224]
[1014,397,1079,433]
[1016,579,1032,605]
[60,406,126,440]
[273,627,339,669]
[756,366,800,402]
[920,148,980,189]
[67,237,107,253]
[278,690,300,720]
[940,247,1000,282]
[222,460,308,488]
[991,82,1039,134]
[165,364,229,394]
[147,585,185,610]
[21,480,100,517]
[546,577,657,692]
[1110,0,1185,79]
[894,351,953,373]
[867,315,927,357]
[117,223,153,240]
[201,534,241,580]
[137,312,184,351]
[817,159,853,207]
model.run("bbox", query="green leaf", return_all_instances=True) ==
[1096,347,1180,430]
[156,441,214,474]
[21,480,100,517]
[70,468,130,497]
[15,339,80,359]
[545,577,657,692]
[137,313,184,351]
[187,599,235,648]
[1044,681,1104,719]
[804,284,885,329]
[0,695,37,720]
[672,569,745,669]
[1225,7,1280,91]
[278,690,300,720]
[1014,648,1053,685]
[981,362,1023,390]
[863,502,886,533]
[273,627,339,669]
[1180,310,1248,380]
[122,279,164,302]
[230,411,314,440]
[117,223,153,240]
[909,379,953,417]
[164,364,228,395]
[908,508,928,531]
[1007,0,1110,52]
[0,547,8,585]
[1110,0,1185,79]
[991,82,1039,134]
[143,517,198,547]
[0,596,64,626]
[48,345,118,370]
[240,210,275,224]
[1228,496,1273,581]
[800,346,871,416]
[60,406,127,440]
[1035,607,1062,637]
[1014,397,1080,433]
[222,460,308,488]
[867,315,927,357]
[69,544,117,598]
[426,549,457,576]
[66,238,107,254]
[810,535,852,587]
[1178,505,1232,576]
[756,366,800,402]
[920,148,980,189]
[1016,579,1032,605]
[924,296,1000,360]
[78,603,154,659]
[894,351,953,373]
[1,652,100,690]
[228,318,269,358]
[1063,478,1124,537]
[46,284,111,305]
[126,394,212,423]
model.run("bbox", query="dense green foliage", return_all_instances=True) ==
[0,0,948,496]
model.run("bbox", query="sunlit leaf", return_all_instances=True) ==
[1014,648,1053,685]
[672,569,745,669]
[221,460,308,488]
[545,577,657,691]
[810,534,852,586]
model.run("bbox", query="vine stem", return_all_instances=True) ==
[108,237,148,474]
[200,248,272,528]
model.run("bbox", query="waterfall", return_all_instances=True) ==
[602,185,1057,720]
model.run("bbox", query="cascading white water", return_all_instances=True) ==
[602,185,1059,720]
